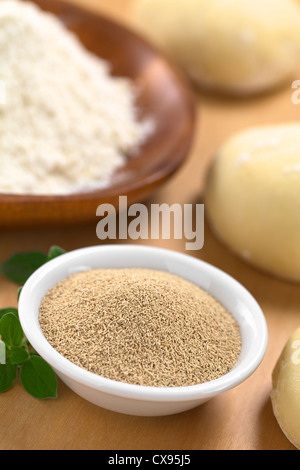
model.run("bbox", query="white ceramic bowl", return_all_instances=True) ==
[18,245,268,416]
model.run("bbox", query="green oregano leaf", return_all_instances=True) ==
[0,245,65,399]
[47,246,66,261]
[9,346,29,365]
[1,251,48,284]
[0,363,17,392]
[0,307,18,319]
[20,355,58,399]
[0,313,24,347]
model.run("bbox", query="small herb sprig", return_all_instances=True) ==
[0,246,66,399]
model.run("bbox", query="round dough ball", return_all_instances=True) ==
[131,0,300,95]
[271,326,300,449]
[205,123,300,282]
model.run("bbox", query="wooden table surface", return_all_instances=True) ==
[1,0,299,451]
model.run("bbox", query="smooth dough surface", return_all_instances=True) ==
[131,0,300,94]
[205,123,300,282]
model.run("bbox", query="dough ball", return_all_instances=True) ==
[271,326,300,450]
[131,0,300,95]
[205,123,300,282]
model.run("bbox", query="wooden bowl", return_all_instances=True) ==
[0,0,196,228]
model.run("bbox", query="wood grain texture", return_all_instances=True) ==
[0,0,299,450]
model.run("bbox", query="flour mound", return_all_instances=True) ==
[0,0,151,195]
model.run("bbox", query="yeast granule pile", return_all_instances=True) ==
[39,269,241,387]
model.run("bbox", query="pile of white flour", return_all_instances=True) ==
[0,0,151,195]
